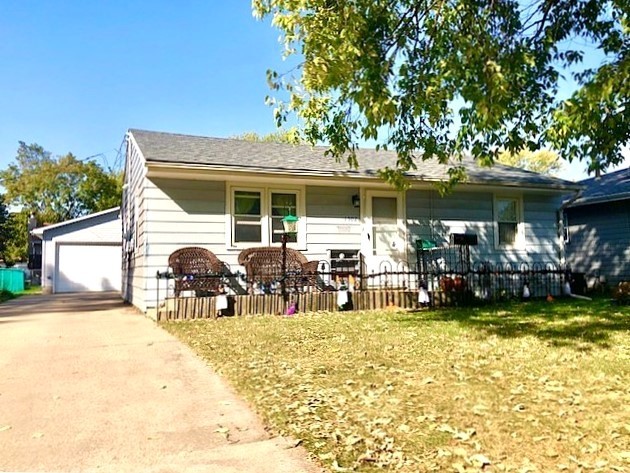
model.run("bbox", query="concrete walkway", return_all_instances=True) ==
[0,293,321,473]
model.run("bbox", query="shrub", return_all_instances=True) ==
[0,289,15,303]
[612,281,630,305]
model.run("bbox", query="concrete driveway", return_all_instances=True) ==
[0,293,321,473]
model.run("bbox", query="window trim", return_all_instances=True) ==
[493,194,525,249]
[226,184,306,249]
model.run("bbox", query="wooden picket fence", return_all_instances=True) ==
[157,289,431,321]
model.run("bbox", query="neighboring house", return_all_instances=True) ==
[122,129,580,314]
[564,167,630,287]
[32,208,122,294]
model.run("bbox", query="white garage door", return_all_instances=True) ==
[56,243,121,293]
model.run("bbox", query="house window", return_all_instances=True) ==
[562,211,570,244]
[495,197,521,246]
[271,193,297,243]
[234,191,262,243]
[230,187,303,246]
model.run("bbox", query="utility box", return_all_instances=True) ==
[329,249,362,276]
[450,233,478,246]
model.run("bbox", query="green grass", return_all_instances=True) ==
[165,299,630,472]
[18,285,42,295]
[0,285,42,303]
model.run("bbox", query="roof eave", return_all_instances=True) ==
[566,191,630,208]
[145,161,581,192]
[30,207,121,235]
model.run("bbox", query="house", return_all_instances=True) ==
[122,129,580,314]
[32,207,122,294]
[564,167,630,287]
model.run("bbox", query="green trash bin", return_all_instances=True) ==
[0,268,25,293]
[416,239,437,250]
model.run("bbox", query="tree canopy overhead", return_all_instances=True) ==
[254,0,628,186]
[0,142,122,224]
[232,128,303,144]
[497,149,562,175]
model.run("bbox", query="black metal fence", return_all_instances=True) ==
[156,254,571,309]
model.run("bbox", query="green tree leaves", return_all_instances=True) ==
[254,0,628,187]
[0,142,122,262]
[497,149,562,175]
[0,142,122,224]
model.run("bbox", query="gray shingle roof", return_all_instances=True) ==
[129,128,579,190]
[568,167,630,207]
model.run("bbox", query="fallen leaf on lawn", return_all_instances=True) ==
[344,434,363,446]
[452,462,467,473]
[454,428,476,441]
[453,447,468,457]
[469,453,491,467]
[331,460,350,471]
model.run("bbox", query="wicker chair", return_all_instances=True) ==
[168,247,227,296]
[238,247,319,292]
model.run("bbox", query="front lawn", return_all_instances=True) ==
[165,299,630,472]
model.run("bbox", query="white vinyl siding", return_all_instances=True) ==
[122,135,148,310]
[406,190,563,264]
[304,186,362,261]
[565,200,630,285]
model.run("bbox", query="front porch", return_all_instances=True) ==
[155,247,571,320]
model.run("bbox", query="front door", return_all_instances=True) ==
[362,191,406,285]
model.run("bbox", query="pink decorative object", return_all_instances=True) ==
[286,302,297,316]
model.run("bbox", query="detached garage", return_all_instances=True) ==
[32,208,121,294]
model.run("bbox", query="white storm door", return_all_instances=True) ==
[362,191,406,278]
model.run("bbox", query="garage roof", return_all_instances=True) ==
[31,207,120,237]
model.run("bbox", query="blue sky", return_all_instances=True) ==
[0,1,289,172]
[0,1,626,180]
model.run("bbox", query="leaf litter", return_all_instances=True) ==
[165,301,630,472]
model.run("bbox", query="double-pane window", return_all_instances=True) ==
[232,189,300,245]
[496,198,518,245]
